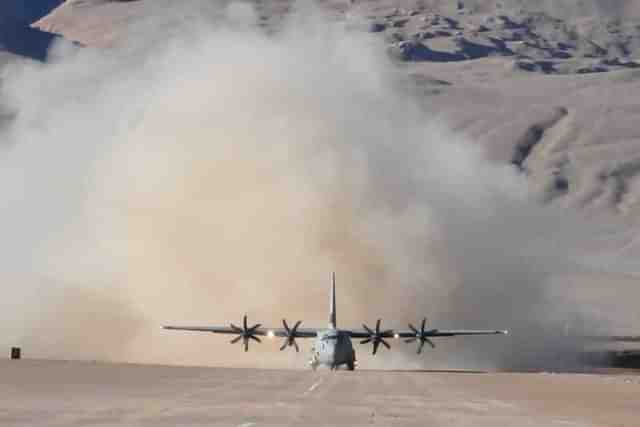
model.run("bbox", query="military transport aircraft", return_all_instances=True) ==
[163,274,509,370]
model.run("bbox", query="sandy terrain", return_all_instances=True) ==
[1,359,638,427]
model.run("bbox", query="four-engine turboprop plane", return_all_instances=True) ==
[163,274,509,370]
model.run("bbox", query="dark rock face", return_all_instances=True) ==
[511,107,569,170]
[369,22,386,33]
[395,41,465,62]
[513,60,556,74]
[393,36,514,63]
[0,0,64,60]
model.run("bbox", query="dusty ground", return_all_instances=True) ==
[1,359,638,427]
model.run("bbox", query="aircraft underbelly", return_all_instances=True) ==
[313,333,354,367]
[334,342,351,363]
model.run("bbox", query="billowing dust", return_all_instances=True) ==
[0,1,629,370]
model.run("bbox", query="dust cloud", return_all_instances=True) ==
[0,1,625,369]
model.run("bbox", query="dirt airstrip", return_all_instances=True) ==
[1,359,638,426]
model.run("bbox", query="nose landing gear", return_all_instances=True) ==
[309,353,319,371]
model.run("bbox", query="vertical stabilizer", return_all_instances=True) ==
[329,272,336,329]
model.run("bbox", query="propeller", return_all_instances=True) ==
[405,317,436,354]
[230,315,262,352]
[360,319,393,355]
[280,319,303,352]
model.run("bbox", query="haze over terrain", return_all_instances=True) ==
[0,0,638,371]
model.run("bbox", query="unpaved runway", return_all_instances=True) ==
[1,360,638,426]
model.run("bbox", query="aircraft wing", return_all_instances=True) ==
[346,328,508,338]
[396,329,508,338]
[162,325,319,338]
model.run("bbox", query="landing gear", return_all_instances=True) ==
[309,353,319,371]
[347,351,356,371]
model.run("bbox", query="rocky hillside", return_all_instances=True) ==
[367,6,640,75]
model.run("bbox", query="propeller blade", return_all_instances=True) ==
[363,324,373,335]
[373,340,380,355]
[417,340,424,354]
[375,319,381,334]
[409,324,417,334]
[421,318,427,334]
[381,339,391,350]
[360,338,372,344]
[425,338,435,349]
[405,337,417,343]
[280,319,303,352]
[231,316,263,352]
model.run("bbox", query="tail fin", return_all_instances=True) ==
[329,272,336,329]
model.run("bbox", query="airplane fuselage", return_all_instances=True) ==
[310,329,355,370]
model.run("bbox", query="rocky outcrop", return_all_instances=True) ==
[362,5,640,74]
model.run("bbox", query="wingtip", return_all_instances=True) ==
[502,330,509,335]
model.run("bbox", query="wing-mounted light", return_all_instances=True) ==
[280,319,303,352]
[405,317,436,354]
[360,319,393,355]
[230,315,262,352]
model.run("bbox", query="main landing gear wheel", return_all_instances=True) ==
[310,356,319,371]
